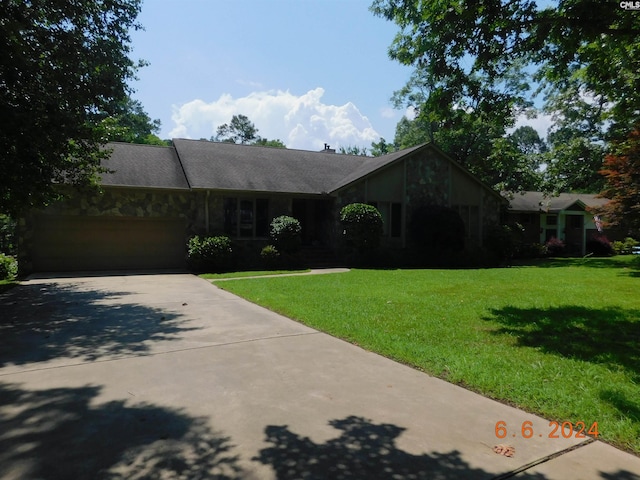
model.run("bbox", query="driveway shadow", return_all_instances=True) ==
[0,281,198,367]
[0,382,242,479]
[254,415,546,479]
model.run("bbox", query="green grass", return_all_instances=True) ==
[200,269,310,280]
[217,256,640,454]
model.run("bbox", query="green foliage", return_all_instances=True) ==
[612,238,639,256]
[187,235,233,272]
[214,114,259,144]
[372,0,640,192]
[269,216,302,254]
[0,254,17,280]
[370,138,395,157]
[339,203,383,252]
[0,0,143,214]
[482,224,519,263]
[260,244,281,269]
[338,145,369,156]
[101,98,166,145]
[409,205,465,253]
[0,214,16,255]
[254,138,287,148]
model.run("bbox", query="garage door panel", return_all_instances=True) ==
[33,216,187,272]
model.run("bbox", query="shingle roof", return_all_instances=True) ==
[99,140,497,199]
[171,138,406,194]
[101,143,189,189]
[508,191,609,212]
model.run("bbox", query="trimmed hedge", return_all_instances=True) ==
[340,203,383,252]
[270,216,302,253]
[187,235,233,272]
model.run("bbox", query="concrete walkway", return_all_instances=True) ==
[0,272,638,479]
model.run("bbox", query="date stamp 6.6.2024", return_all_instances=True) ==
[495,420,599,440]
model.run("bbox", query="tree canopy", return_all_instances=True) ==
[213,114,286,148]
[599,127,640,238]
[1,0,144,214]
[101,98,166,146]
[371,0,640,194]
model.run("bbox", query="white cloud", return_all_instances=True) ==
[169,88,380,151]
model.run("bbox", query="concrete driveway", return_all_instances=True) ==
[1,272,639,479]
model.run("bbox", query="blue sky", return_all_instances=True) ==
[128,0,415,150]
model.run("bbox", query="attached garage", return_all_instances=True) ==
[32,215,187,272]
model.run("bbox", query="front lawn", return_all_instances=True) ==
[217,256,640,455]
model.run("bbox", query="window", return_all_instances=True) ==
[568,215,582,229]
[546,215,558,226]
[224,197,269,238]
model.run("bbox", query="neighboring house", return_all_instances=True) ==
[19,139,505,273]
[504,191,616,255]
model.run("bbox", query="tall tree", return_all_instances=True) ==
[599,127,640,238]
[338,145,369,156]
[214,114,259,144]
[1,0,144,214]
[370,137,394,157]
[102,98,166,146]
[254,138,287,148]
[371,0,640,190]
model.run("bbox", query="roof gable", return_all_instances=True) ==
[507,191,609,213]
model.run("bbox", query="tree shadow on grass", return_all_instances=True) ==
[0,281,199,367]
[254,415,547,479]
[0,382,242,479]
[514,256,640,277]
[483,306,640,376]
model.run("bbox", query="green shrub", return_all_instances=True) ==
[187,235,233,272]
[270,216,302,253]
[0,214,16,255]
[410,205,465,253]
[260,244,280,268]
[612,237,639,255]
[0,254,18,280]
[340,203,383,252]
[483,224,517,263]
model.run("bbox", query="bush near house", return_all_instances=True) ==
[269,216,302,254]
[260,244,280,268]
[187,235,233,272]
[612,237,639,255]
[0,253,17,280]
[545,237,566,256]
[340,203,383,252]
[586,234,613,257]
